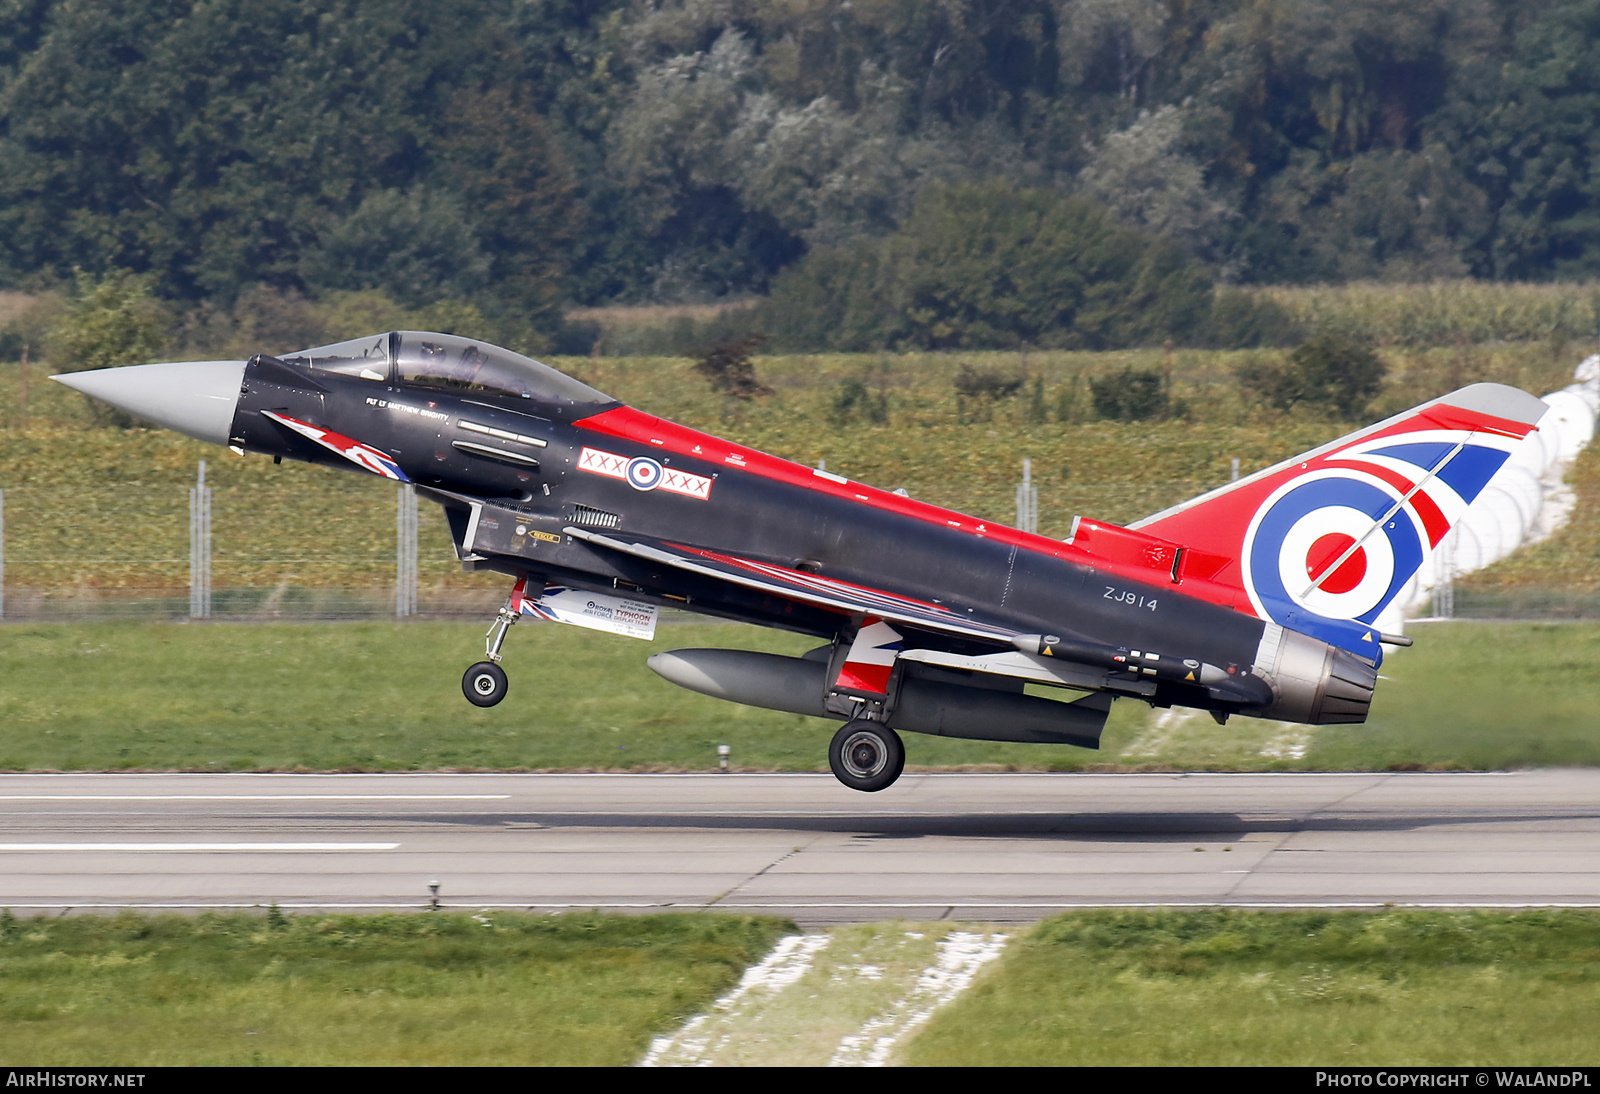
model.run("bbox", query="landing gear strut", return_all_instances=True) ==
[828,720,905,793]
[461,590,523,707]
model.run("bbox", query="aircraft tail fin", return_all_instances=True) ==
[1132,383,1547,652]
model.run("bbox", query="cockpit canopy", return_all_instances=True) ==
[282,331,611,409]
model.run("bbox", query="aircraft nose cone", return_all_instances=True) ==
[52,360,246,447]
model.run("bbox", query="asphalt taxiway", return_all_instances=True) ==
[3,770,1598,925]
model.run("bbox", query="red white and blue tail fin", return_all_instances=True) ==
[1132,383,1547,654]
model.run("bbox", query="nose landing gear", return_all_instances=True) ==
[828,720,905,793]
[461,585,525,708]
[462,660,508,707]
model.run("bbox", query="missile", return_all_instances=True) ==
[1010,632,1272,705]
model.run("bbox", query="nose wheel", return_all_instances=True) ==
[828,720,905,792]
[463,661,508,707]
[460,579,532,708]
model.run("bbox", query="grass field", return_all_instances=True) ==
[0,909,787,1066]
[6,907,1598,1066]
[0,619,1596,773]
[906,909,1600,1066]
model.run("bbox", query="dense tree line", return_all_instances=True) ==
[6,1,1600,349]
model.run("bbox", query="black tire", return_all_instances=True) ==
[828,720,905,792]
[462,661,508,707]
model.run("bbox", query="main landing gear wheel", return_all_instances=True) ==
[828,720,905,793]
[462,661,508,707]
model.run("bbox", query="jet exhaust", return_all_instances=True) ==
[1247,624,1376,724]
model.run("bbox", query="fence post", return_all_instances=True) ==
[1015,458,1038,533]
[1,487,6,620]
[190,461,211,618]
[1432,530,1455,620]
[396,483,418,617]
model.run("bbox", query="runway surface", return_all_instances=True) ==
[3,770,1599,925]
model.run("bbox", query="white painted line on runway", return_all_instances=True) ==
[0,842,401,851]
[10,900,1600,913]
[1,903,676,910]
[0,795,509,801]
[722,900,1600,910]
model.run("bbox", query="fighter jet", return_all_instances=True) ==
[55,332,1547,790]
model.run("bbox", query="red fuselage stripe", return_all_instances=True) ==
[576,406,1255,610]
[578,406,1092,559]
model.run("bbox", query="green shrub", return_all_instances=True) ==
[693,335,772,400]
[1089,366,1175,421]
[833,375,889,423]
[953,363,1027,401]
[50,269,172,427]
[1237,333,1387,418]
[50,268,169,374]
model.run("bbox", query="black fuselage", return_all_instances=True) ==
[231,352,1268,712]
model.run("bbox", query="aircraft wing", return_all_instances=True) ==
[561,526,1022,645]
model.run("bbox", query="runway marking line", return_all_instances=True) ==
[0,842,401,852]
[10,900,1600,912]
[0,795,509,801]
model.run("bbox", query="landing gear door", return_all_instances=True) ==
[824,618,905,720]
[442,500,486,561]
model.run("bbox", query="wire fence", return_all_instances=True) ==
[0,464,1596,624]
[0,473,494,622]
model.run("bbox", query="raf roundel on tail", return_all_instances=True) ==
[54,334,1549,793]
[1134,384,1548,656]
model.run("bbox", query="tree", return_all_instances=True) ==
[1429,0,1600,279]
[439,85,580,338]
[1078,105,1235,270]
[760,180,1215,350]
[0,1,539,306]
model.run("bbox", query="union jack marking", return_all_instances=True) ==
[261,411,409,482]
[835,618,905,695]
[509,576,541,616]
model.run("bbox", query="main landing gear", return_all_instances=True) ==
[828,720,905,793]
[462,594,521,707]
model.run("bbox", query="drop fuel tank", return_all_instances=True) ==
[647,647,1111,749]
